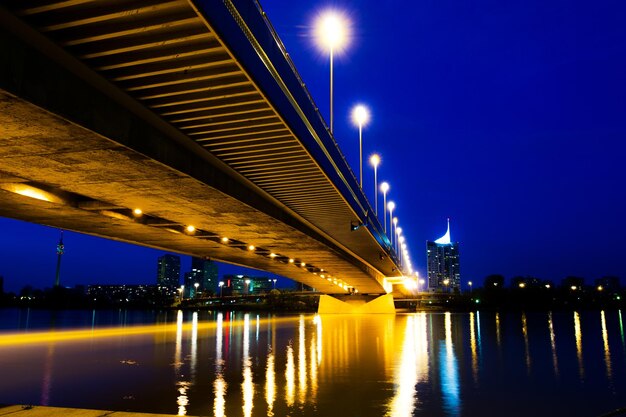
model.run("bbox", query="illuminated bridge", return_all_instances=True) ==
[0,0,402,295]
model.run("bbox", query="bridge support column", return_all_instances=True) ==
[317,293,395,314]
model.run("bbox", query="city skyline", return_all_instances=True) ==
[1,0,625,291]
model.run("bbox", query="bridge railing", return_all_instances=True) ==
[248,0,396,259]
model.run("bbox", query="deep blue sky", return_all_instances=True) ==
[1,0,625,292]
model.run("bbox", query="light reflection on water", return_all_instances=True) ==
[0,310,626,417]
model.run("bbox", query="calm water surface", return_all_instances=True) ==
[0,309,625,417]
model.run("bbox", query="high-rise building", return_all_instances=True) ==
[222,274,274,295]
[156,254,181,288]
[426,219,461,292]
[184,257,218,297]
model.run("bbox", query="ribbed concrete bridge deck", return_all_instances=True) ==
[0,0,402,294]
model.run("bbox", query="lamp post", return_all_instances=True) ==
[392,217,398,251]
[380,182,389,231]
[245,279,251,295]
[387,201,395,245]
[314,11,349,134]
[443,279,450,294]
[352,105,370,187]
[179,285,185,302]
[370,154,380,215]
[396,226,403,256]
[468,281,473,294]
[194,282,199,298]
[218,281,224,297]
[272,278,277,289]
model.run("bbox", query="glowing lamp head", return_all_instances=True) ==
[221,237,229,243]
[370,154,380,168]
[396,227,403,235]
[351,104,370,127]
[133,208,142,216]
[387,201,395,212]
[400,236,406,244]
[248,245,255,251]
[393,217,398,226]
[380,182,390,194]
[186,225,196,233]
[314,10,350,52]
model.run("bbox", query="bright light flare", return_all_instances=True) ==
[370,154,380,167]
[186,225,196,233]
[380,182,390,193]
[387,201,396,211]
[1,183,64,204]
[351,104,370,127]
[314,10,350,53]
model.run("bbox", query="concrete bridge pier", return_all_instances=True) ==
[317,293,396,314]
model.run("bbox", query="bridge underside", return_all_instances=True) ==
[0,0,405,294]
[0,89,389,294]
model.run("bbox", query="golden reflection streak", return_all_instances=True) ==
[0,316,301,346]
[469,312,478,383]
[309,337,318,402]
[190,312,198,380]
[175,311,187,416]
[574,311,584,380]
[265,348,275,417]
[386,316,417,417]
[521,312,531,373]
[495,312,501,350]
[417,312,429,382]
[314,315,322,365]
[214,313,226,417]
[242,314,254,417]
[548,312,559,377]
[298,315,307,404]
[601,311,612,380]
[285,344,295,406]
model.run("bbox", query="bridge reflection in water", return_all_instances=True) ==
[0,310,625,417]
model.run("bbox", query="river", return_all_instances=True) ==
[0,309,625,416]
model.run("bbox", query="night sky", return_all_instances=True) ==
[1,0,625,293]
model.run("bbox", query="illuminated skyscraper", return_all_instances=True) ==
[426,219,461,292]
[184,257,218,297]
[156,254,181,288]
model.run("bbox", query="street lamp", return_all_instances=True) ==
[370,154,380,215]
[272,278,277,289]
[314,10,350,134]
[194,282,199,298]
[443,279,450,293]
[396,226,403,255]
[218,281,224,297]
[380,182,389,231]
[245,279,251,295]
[387,201,395,245]
[179,285,185,302]
[351,104,370,187]
[468,281,473,294]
